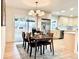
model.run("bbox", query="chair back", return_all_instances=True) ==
[48,33,53,37]
[22,32,25,40]
[22,32,29,42]
[26,32,31,42]
[47,33,54,43]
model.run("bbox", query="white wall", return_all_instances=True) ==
[6,7,28,42]
[1,26,6,59]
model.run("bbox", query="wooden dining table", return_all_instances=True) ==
[30,34,54,59]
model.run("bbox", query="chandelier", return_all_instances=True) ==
[28,1,45,16]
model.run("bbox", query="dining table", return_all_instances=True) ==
[30,34,54,59]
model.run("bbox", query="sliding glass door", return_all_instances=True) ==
[14,17,35,42]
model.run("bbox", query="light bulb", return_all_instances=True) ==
[30,10,34,13]
[36,10,41,14]
[28,12,32,15]
[41,11,45,16]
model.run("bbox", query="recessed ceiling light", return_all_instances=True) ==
[52,11,60,15]
[70,8,74,11]
[70,15,73,17]
[56,11,60,14]
[61,10,66,13]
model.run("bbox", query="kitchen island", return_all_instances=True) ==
[64,31,78,53]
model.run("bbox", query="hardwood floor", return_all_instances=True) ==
[4,38,77,59]
[4,42,21,59]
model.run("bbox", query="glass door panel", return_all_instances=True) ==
[14,18,26,42]
[14,18,35,42]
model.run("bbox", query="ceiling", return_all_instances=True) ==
[5,0,78,16]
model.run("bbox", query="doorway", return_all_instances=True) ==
[41,19,50,34]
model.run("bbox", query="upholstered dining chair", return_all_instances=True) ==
[40,33,54,54]
[22,32,29,50]
[27,33,42,59]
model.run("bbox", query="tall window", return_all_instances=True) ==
[51,16,58,30]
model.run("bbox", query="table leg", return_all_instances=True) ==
[40,46,42,55]
[35,41,37,59]
[43,45,45,54]
[51,38,54,55]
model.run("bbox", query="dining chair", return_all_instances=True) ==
[47,33,54,55]
[22,32,29,50]
[40,33,54,54]
[27,33,42,59]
